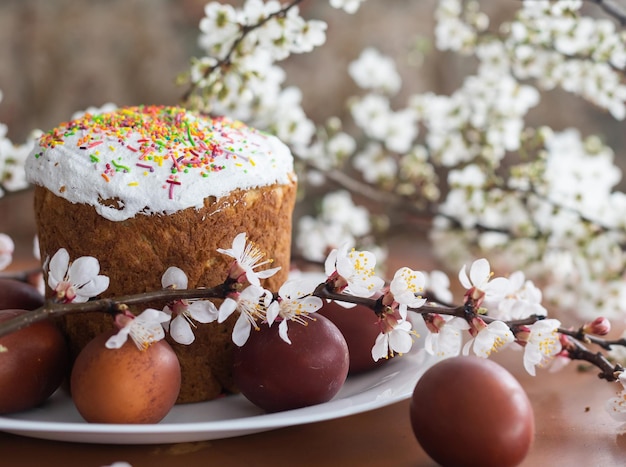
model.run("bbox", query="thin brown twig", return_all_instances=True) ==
[1,274,624,384]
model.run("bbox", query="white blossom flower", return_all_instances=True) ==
[462,319,514,358]
[320,190,371,237]
[326,131,357,163]
[493,271,547,321]
[348,47,401,95]
[351,93,392,139]
[106,309,171,351]
[434,0,477,54]
[266,279,323,344]
[522,318,562,376]
[424,270,453,304]
[0,233,14,271]
[198,3,241,59]
[458,258,510,307]
[46,248,109,304]
[423,314,470,358]
[329,0,366,14]
[389,267,427,319]
[296,216,355,263]
[353,142,398,184]
[160,267,218,345]
[324,243,385,297]
[371,318,415,361]
[293,18,327,54]
[217,232,281,287]
[218,285,270,346]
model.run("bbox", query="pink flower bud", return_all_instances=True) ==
[583,317,611,336]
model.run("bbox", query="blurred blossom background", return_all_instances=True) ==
[0,0,624,273]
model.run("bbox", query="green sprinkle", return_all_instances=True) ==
[111,160,130,171]
[186,122,196,147]
[90,155,100,162]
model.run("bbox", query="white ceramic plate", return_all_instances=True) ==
[0,343,438,445]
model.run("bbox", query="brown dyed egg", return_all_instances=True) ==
[0,279,44,311]
[318,300,387,374]
[233,314,349,412]
[410,356,534,467]
[70,332,181,424]
[0,309,69,414]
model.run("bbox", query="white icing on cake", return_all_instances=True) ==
[25,106,294,221]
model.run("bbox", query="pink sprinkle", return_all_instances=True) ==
[87,141,103,148]
[167,179,181,199]
[127,145,138,152]
[170,153,181,170]
[136,162,154,172]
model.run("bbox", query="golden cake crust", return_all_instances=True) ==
[34,177,296,403]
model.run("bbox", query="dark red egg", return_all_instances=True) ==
[410,356,534,467]
[318,300,387,374]
[0,309,69,414]
[0,278,44,311]
[233,313,349,412]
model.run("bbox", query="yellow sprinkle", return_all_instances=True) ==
[128,182,139,186]
[249,158,256,166]
[235,163,243,167]
[108,145,116,151]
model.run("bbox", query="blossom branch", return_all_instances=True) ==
[564,336,623,382]
[0,285,226,337]
[1,263,625,386]
[180,0,307,105]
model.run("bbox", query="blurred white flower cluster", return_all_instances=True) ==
[189,0,327,152]
[0,90,37,199]
[1,0,625,323]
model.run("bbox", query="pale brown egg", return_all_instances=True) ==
[0,309,69,414]
[70,332,181,424]
[410,356,534,467]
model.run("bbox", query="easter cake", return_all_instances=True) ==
[25,105,297,403]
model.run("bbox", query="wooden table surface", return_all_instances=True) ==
[1,349,625,467]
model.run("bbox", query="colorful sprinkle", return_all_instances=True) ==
[36,105,279,204]
[111,160,130,172]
